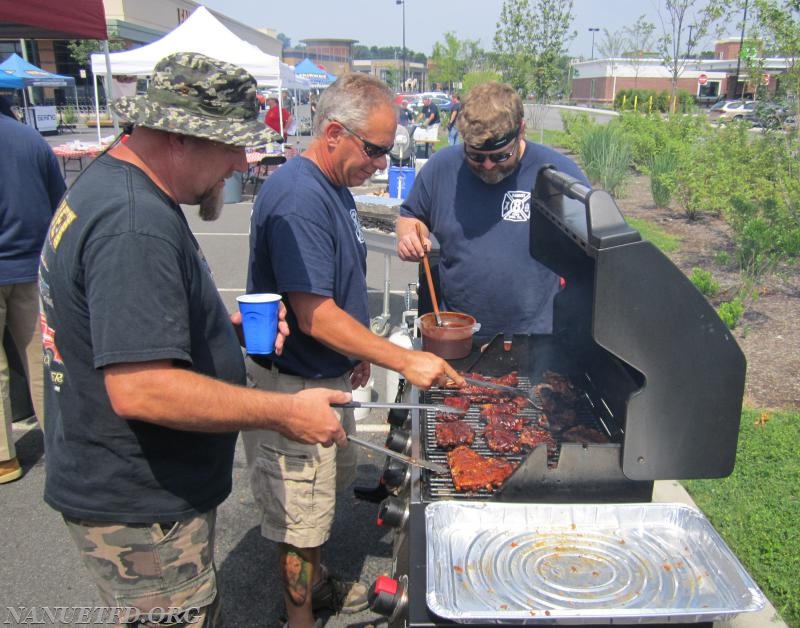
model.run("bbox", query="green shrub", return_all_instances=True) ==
[61,105,77,124]
[614,88,696,113]
[577,125,632,196]
[690,267,720,297]
[717,297,745,329]
[714,251,731,267]
[648,149,678,208]
[558,111,595,154]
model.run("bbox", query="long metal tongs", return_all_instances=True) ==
[460,376,544,411]
[333,401,467,415]
[347,435,448,474]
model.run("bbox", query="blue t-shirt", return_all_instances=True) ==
[247,156,369,378]
[400,141,589,342]
[0,114,65,285]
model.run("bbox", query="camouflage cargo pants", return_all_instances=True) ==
[64,510,221,627]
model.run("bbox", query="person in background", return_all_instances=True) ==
[397,99,414,127]
[244,73,463,628]
[265,96,292,141]
[418,95,440,130]
[447,93,461,145]
[0,94,65,484]
[0,94,19,121]
[396,82,589,345]
[38,52,350,626]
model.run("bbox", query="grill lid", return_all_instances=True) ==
[531,167,746,481]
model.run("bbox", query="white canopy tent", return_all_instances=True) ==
[89,6,306,137]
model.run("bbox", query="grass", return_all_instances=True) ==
[683,409,800,627]
[626,216,681,253]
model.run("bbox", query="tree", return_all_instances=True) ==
[493,0,535,92]
[655,0,725,112]
[429,32,482,92]
[623,15,656,89]
[277,33,291,50]
[67,27,126,68]
[752,0,800,138]
[598,28,627,101]
[493,0,576,101]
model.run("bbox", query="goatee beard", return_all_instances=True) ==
[198,184,224,221]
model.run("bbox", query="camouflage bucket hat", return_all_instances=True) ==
[111,52,282,147]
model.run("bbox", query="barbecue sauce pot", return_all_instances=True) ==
[417,311,480,359]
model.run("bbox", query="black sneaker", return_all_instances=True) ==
[311,571,369,615]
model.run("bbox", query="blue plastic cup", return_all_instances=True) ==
[236,293,282,355]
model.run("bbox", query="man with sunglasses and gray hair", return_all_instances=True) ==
[243,73,463,628]
[396,81,589,345]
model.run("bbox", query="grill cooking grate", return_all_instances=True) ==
[420,375,611,500]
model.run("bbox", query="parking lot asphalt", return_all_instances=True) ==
[2,125,785,628]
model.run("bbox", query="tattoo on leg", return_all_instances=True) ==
[283,550,312,607]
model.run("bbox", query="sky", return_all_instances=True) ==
[199,0,733,60]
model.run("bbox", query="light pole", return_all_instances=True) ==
[589,27,599,60]
[687,24,695,58]
[734,0,748,99]
[396,0,407,90]
[589,28,599,107]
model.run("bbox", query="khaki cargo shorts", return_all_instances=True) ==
[63,510,220,627]
[242,358,358,548]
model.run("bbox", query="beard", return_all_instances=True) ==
[468,160,518,185]
[197,183,225,221]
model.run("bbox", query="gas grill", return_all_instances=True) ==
[364,168,764,626]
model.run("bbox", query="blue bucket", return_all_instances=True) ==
[388,166,415,199]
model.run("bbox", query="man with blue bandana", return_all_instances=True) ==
[397,82,589,346]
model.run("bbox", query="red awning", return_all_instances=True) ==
[0,0,107,40]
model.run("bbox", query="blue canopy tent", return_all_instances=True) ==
[294,58,336,88]
[0,53,79,131]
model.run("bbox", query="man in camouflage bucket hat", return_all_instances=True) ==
[39,51,350,627]
[113,51,282,147]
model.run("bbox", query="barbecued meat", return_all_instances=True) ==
[435,420,475,449]
[444,396,470,411]
[534,384,559,413]
[451,371,522,403]
[463,371,519,387]
[542,370,577,402]
[483,413,526,431]
[479,401,526,416]
[482,424,523,454]
[562,425,609,444]
[447,445,517,492]
[518,425,556,451]
[548,408,578,432]
[437,396,470,422]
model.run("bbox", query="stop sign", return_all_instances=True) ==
[698,73,708,85]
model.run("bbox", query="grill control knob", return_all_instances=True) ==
[387,407,409,428]
[381,459,410,492]
[368,575,408,619]
[377,496,409,528]
[385,428,411,454]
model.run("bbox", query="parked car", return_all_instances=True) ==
[708,99,755,121]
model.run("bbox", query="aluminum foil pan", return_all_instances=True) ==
[425,502,765,624]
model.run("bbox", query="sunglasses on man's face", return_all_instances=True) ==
[464,138,519,164]
[331,118,394,158]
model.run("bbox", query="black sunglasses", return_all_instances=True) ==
[464,137,520,164]
[331,118,394,158]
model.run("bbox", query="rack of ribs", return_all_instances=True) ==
[447,445,517,492]
[435,420,476,449]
